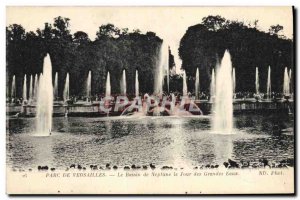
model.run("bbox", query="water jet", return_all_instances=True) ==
[212,50,234,134]
[35,54,53,136]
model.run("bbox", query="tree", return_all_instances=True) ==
[121,28,129,36]
[253,20,259,29]
[6,24,26,41]
[96,24,120,39]
[179,15,293,93]
[53,16,71,40]
[133,29,141,34]
[146,31,156,39]
[37,23,53,40]
[202,15,226,31]
[73,31,90,44]
[25,31,38,40]
[269,24,284,35]
[6,17,163,97]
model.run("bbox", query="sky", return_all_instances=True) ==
[7,6,293,73]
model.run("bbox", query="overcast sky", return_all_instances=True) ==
[7,6,293,73]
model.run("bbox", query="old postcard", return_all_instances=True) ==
[6,6,294,194]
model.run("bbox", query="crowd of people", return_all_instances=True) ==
[7,91,294,106]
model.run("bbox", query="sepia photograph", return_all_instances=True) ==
[5,6,295,194]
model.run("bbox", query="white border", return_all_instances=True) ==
[1,0,298,199]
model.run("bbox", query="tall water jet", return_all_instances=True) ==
[135,70,139,97]
[232,67,236,95]
[54,72,58,99]
[86,70,91,97]
[210,68,216,100]
[29,75,33,103]
[154,47,163,95]
[22,74,27,104]
[195,68,200,99]
[283,67,290,96]
[255,67,259,94]
[289,68,292,94]
[36,54,53,136]
[213,50,233,134]
[33,74,38,100]
[166,46,170,93]
[182,71,188,96]
[120,69,127,95]
[11,75,16,99]
[63,73,70,102]
[267,66,271,99]
[106,72,111,97]
[154,42,168,96]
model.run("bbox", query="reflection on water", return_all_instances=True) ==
[7,114,294,170]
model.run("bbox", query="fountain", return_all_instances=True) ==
[267,66,271,99]
[33,74,38,100]
[212,50,233,134]
[104,71,112,117]
[106,71,111,97]
[289,68,292,95]
[255,67,259,94]
[54,72,58,99]
[154,49,163,96]
[166,46,170,93]
[154,42,168,96]
[36,54,53,136]
[170,93,176,112]
[86,70,91,99]
[210,68,216,101]
[171,96,202,116]
[283,67,290,96]
[232,67,236,96]
[22,74,27,104]
[29,75,33,103]
[120,69,126,95]
[135,70,139,97]
[63,73,70,102]
[11,75,16,99]
[195,68,200,100]
[182,71,188,96]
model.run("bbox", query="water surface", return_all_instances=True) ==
[7,113,294,170]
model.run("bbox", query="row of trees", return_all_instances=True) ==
[179,15,293,93]
[6,16,166,98]
[7,15,294,97]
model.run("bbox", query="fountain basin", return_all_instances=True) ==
[6,100,294,117]
[7,113,294,170]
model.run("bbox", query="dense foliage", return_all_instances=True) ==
[6,17,163,98]
[179,15,293,93]
[7,15,294,98]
